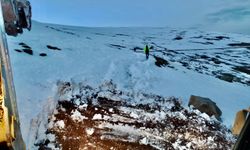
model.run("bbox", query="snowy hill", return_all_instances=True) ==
[6,21,250,149]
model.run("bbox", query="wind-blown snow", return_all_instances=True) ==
[6,21,250,148]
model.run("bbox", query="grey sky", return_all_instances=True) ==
[29,0,250,34]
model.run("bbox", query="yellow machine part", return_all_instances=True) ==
[0,71,16,147]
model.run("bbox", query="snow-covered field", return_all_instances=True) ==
[6,21,250,149]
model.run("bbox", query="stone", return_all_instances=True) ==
[188,95,222,120]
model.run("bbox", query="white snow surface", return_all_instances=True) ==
[6,21,250,148]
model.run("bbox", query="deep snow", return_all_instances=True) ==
[6,21,250,148]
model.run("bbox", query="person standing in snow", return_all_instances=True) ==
[144,45,150,59]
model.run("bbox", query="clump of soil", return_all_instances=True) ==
[35,81,236,150]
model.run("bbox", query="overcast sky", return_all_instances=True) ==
[29,0,250,34]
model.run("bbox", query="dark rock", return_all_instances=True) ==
[211,57,221,64]
[47,45,61,50]
[204,36,229,41]
[233,66,250,75]
[22,45,31,49]
[180,61,189,67]
[18,42,27,46]
[217,73,236,83]
[14,49,22,53]
[23,49,33,55]
[215,36,230,40]
[173,36,183,40]
[154,56,169,67]
[200,55,210,59]
[188,95,222,120]
[39,53,47,57]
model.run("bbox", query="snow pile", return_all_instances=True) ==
[34,81,235,149]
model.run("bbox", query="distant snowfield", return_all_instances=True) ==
[6,21,250,146]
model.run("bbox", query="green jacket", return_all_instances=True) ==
[144,46,149,53]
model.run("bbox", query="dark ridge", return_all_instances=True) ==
[45,26,79,37]
[115,33,130,37]
[47,45,61,50]
[133,46,143,51]
[191,41,214,45]
[109,44,126,50]
[191,35,203,39]
[204,36,230,41]
[228,42,250,47]
[95,33,105,36]
[23,49,33,55]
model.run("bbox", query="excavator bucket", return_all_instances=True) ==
[232,109,250,135]
[233,111,250,150]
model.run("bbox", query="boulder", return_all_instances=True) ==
[188,95,222,120]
